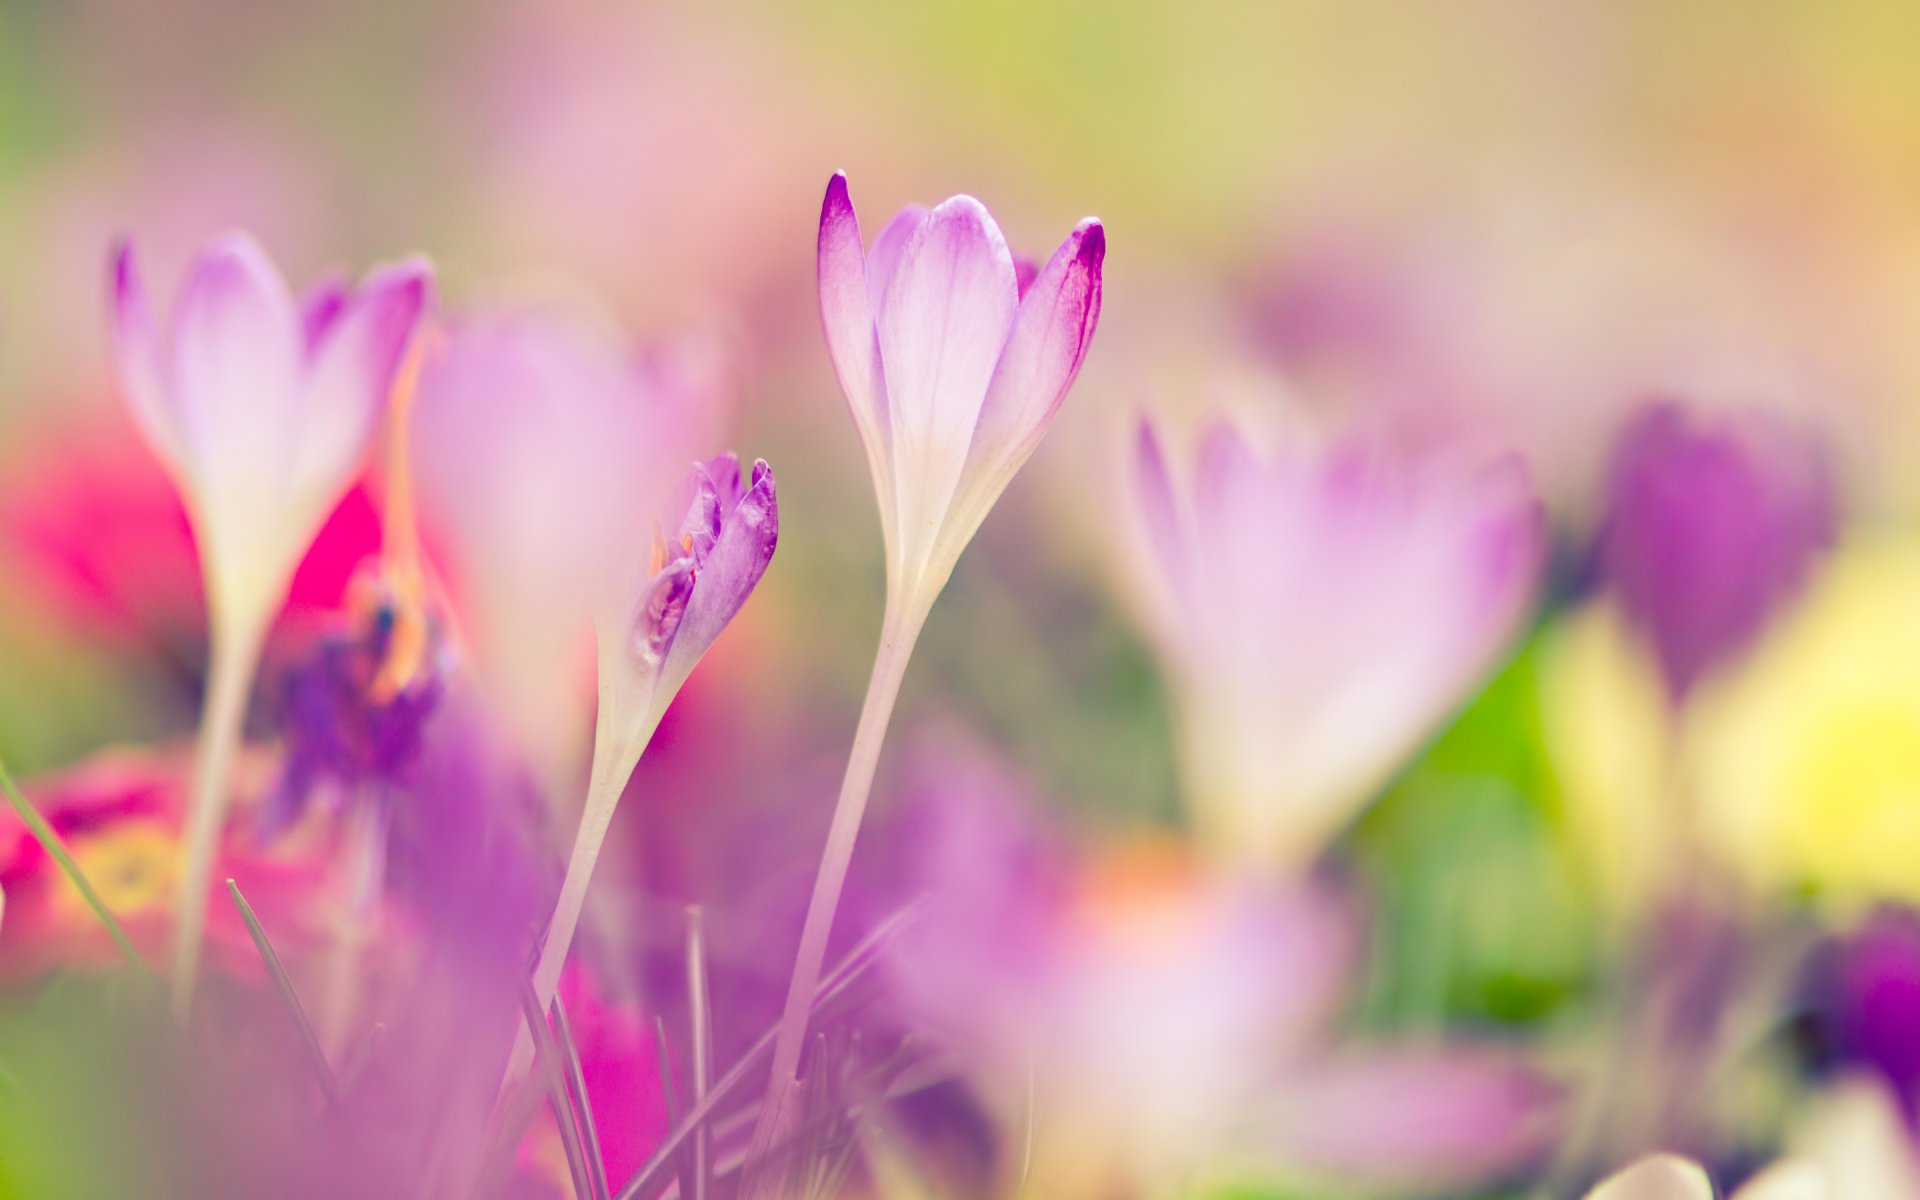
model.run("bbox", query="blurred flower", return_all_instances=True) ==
[411,313,721,778]
[109,232,430,1008]
[109,233,429,646]
[1600,400,1835,702]
[1583,1154,1825,1200]
[1130,415,1544,872]
[886,747,1557,1198]
[1586,1076,1920,1200]
[817,171,1104,606]
[1687,534,1920,907]
[0,749,329,982]
[1824,910,1920,1127]
[260,567,450,839]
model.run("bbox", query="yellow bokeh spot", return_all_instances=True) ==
[51,821,180,927]
[1692,533,1920,909]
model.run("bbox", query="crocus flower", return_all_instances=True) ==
[751,174,1104,1169]
[884,746,1557,1199]
[109,234,430,651]
[523,452,776,1071]
[817,171,1104,608]
[109,232,430,1010]
[1130,415,1543,872]
[1600,400,1834,701]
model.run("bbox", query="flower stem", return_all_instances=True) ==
[500,697,662,1095]
[172,614,266,1017]
[748,595,928,1163]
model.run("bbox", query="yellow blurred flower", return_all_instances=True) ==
[1546,534,1920,915]
[1691,533,1920,908]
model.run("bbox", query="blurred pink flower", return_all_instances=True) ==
[109,234,429,645]
[0,748,330,983]
[886,749,1557,1198]
[817,172,1104,603]
[0,418,387,670]
[410,314,723,773]
[1130,414,1544,871]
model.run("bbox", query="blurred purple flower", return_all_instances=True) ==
[1600,400,1835,701]
[261,573,449,839]
[109,233,429,640]
[1130,415,1544,871]
[886,745,1559,1198]
[817,172,1104,601]
[1826,909,1920,1128]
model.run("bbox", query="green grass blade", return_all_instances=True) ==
[226,878,337,1104]
[0,757,158,988]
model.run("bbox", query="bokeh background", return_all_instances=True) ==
[4,2,1920,1196]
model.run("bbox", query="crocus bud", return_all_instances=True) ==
[1600,400,1834,701]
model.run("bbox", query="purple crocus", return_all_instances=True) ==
[609,451,779,714]
[817,171,1104,602]
[1600,400,1835,701]
[524,451,776,1056]
[109,234,430,643]
[1131,415,1544,872]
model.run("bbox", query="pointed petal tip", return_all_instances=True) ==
[1075,218,1106,267]
[822,171,855,223]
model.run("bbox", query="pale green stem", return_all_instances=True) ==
[500,692,664,1096]
[172,612,267,1017]
[320,792,386,1056]
[747,593,929,1164]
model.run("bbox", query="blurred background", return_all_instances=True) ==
[4,1,1920,1196]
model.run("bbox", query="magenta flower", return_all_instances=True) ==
[110,234,430,641]
[1601,400,1834,701]
[1132,416,1543,871]
[817,171,1104,602]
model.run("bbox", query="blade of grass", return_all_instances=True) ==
[684,906,712,1200]
[551,989,611,1200]
[227,879,337,1104]
[0,758,158,988]
[613,898,923,1200]
[518,978,595,1200]
[654,1017,695,1200]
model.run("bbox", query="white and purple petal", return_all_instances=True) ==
[876,194,1020,566]
[661,458,778,687]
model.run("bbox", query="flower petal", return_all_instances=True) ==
[966,218,1104,481]
[661,458,778,688]
[877,194,1019,568]
[1133,418,1195,618]
[106,239,184,473]
[168,233,304,485]
[296,257,430,502]
[817,173,896,547]
[1251,1048,1562,1190]
[1585,1156,1717,1200]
